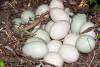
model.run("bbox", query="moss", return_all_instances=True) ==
[0,59,5,67]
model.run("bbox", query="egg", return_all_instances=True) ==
[80,22,96,38]
[32,29,51,43]
[76,35,96,53]
[44,52,64,67]
[36,4,49,17]
[22,41,48,59]
[59,45,79,63]
[47,40,62,52]
[63,33,79,46]
[50,8,70,22]
[45,20,55,32]
[49,0,64,9]
[50,20,70,40]
[12,18,23,26]
[21,10,35,23]
[71,13,87,33]
[25,37,45,44]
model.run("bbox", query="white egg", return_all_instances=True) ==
[50,8,70,22]
[21,10,35,23]
[50,20,70,40]
[49,0,64,9]
[80,22,96,38]
[63,33,79,46]
[47,40,62,52]
[59,45,79,63]
[76,35,96,53]
[44,52,64,67]
[64,8,74,16]
[32,29,51,43]
[22,41,48,59]
[45,20,55,32]
[25,37,45,44]
[36,4,49,17]
[71,13,87,33]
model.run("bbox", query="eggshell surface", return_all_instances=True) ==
[22,41,48,59]
[44,52,64,67]
[47,40,62,52]
[59,45,79,63]
[32,29,51,43]
[45,21,55,33]
[25,37,45,44]
[50,8,70,22]
[63,33,79,46]
[21,10,35,23]
[76,35,96,53]
[71,14,87,33]
[36,4,49,16]
[50,20,70,40]
[49,0,64,9]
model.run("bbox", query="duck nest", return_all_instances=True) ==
[0,0,100,67]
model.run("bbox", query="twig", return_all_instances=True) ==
[28,0,32,8]
[20,11,49,31]
[7,1,18,13]
[0,28,3,31]
[88,51,96,67]
[94,61,100,67]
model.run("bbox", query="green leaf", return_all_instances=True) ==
[90,0,97,5]
[97,34,100,39]
[0,59,5,67]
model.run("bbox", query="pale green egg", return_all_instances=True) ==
[31,29,51,43]
[76,35,96,53]
[21,10,35,24]
[22,41,48,59]
[12,18,23,26]
[71,13,87,33]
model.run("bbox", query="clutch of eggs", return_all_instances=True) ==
[19,0,97,66]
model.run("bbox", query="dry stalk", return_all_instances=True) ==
[88,51,96,67]
[19,11,49,31]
